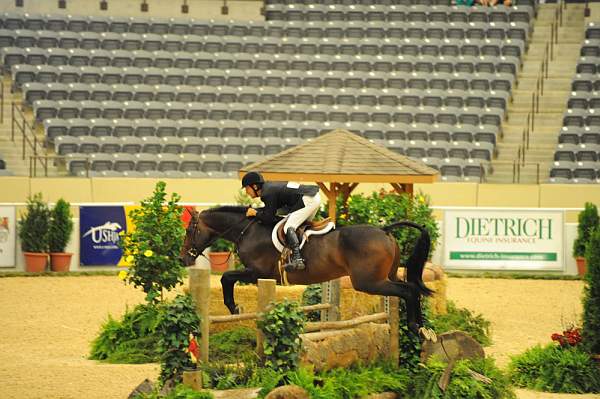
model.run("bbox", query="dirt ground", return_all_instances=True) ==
[0,276,598,399]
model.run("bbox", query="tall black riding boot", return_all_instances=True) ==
[284,227,305,271]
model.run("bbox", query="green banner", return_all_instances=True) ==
[450,252,557,261]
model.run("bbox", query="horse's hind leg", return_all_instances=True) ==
[221,268,258,314]
[350,278,422,334]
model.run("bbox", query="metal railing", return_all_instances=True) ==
[0,80,4,124]
[27,154,90,178]
[10,102,48,176]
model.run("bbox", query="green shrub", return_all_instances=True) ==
[413,357,515,399]
[256,300,305,373]
[210,238,233,252]
[89,303,160,363]
[200,353,259,390]
[156,294,201,385]
[18,193,50,253]
[508,344,600,393]
[48,198,73,253]
[120,181,186,303]
[430,301,492,346]
[573,202,599,258]
[583,227,600,354]
[208,327,256,362]
[333,190,440,260]
[398,298,433,370]
[133,384,214,399]
[301,284,322,322]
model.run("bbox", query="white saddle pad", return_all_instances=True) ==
[271,217,336,253]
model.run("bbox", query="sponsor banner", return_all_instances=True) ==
[80,205,196,266]
[444,209,564,270]
[0,206,16,267]
[80,206,127,266]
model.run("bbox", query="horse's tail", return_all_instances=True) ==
[382,220,434,297]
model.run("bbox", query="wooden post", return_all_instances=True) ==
[182,370,203,390]
[321,279,340,322]
[256,278,276,359]
[388,296,400,364]
[189,266,210,364]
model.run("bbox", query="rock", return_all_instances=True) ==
[159,378,176,397]
[265,385,310,399]
[128,378,154,399]
[421,330,484,364]
[363,393,398,399]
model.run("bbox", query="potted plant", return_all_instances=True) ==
[18,193,50,272]
[573,202,599,276]
[48,198,74,272]
[209,238,233,272]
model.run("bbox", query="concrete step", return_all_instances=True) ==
[516,77,572,91]
[505,112,563,127]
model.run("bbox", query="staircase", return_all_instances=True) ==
[0,76,61,177]
[488,3,585,184]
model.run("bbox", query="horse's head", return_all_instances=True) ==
[179,206,250,267]
[180,208,212,267]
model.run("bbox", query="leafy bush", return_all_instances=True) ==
[208,327,256,361]
[18,192,50,253]
[413,357,515,399]
[210,238,233,253]
[333,190,440,260]
[256,300,305,373]
[430,301,492,346]
[134,384,214,399]
[583,227,600,354]
[200,353,259,390]
[48,198,73,253]
[89,303,160,363]
[573,202,599,258]
[156,294,201,385]
[508,344,600,393]
[120,181,186,303]
[301,284,322,322]
[398,298,433,370]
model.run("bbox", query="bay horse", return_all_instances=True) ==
[180,206,433,334]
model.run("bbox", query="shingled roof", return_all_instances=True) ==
[240,129,439,183]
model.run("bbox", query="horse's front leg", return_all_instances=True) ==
[221,268,258,314]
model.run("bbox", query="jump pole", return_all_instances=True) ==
[256,278,276,360]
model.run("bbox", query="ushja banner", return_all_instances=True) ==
[443,208,564,271]
[0,206,16,267]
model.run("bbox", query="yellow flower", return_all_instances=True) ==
[126,255,134,263]
[347,197,352,203]
[144,250,153,257]
[118,231,125,236]
[340,214,347,220]
[418,195,425,204]
[118,270,128,281]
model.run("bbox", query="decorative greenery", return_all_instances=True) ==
[573,202,599,258]
[208,327,256,362]
[414,357,515,399]
[256,300,305,373]
[156,294,201,385]
[48,198,73,253]
[133,384,215,399]
[398,298,433,370]
[301,284,322,322]
[333,190,440,260]
[583,227,600,354]
[508,344,600,393]
[210,238,233,253]
[18,193,50,253]
[430,301,492,346]
[89,303,161,363]
[200,353,259,390]
[120,181,186,303]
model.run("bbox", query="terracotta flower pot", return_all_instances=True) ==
[23,252,48,273]
[50,252,72,272]
[576,257,587,276]
[209,251,231,272]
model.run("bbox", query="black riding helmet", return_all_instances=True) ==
[241,171,264,188]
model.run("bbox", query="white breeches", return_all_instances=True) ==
[283,193,321,232]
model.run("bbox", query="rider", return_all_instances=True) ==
[241,171,321,271]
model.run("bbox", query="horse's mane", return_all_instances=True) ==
[205,205,250,214]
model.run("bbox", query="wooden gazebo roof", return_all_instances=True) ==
[239,129,439,219]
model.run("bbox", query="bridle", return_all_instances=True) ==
[185,210,256,261]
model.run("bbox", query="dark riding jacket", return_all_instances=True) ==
[255,181,319,225]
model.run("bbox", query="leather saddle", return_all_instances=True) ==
[276,217,332,245]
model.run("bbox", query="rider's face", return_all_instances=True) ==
[245,186,257,198]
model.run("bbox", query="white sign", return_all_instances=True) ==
[0,206,16,267]
[443,209,564,271]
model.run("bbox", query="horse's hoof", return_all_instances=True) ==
[419,327,437,343]
[233,305,241,315]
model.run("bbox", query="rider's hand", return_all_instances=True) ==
[246,208,257,217]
